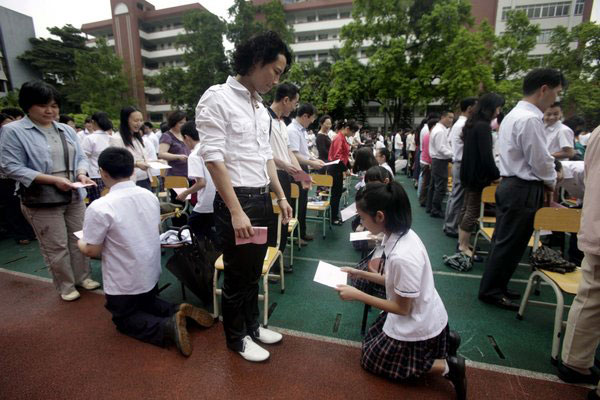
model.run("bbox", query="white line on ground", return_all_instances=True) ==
[0,268,105,295]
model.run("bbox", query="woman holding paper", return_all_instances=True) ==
[328,120,359,225]
[158,110,190,177]
[110,106,155,191]
[0,80,100,301]
[336,181,466,400]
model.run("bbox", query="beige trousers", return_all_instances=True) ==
[21,197,91,295]
[561,252,600,393]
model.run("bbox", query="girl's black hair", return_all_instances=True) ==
[233,31,292,76]
[119,106,144,148]
[18,80,61,113]
[180,120,199,141]
[364,165,392,184]
[376,147,394,174]
[91,111,113,132]
[352,146,377,173]
[319,114,332,127]
[355,181,412,237]
[463,92,505,139]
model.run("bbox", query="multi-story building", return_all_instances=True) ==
[0,6,40,97]
[81,0,206,122]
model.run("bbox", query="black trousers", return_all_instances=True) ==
[272,170,291,252]
[188,211,217,245]
[214,191,273,351]
[479,177,544,299]
[427,158,450,215]
[295,165,309,239]
[104,285,179,347]
[329,163,345,221]
[0,178,35,241]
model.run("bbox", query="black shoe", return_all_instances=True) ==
[479,295,520,311]
[588,389,600,400]
[557,361,600,385]
[332,219,343,226]
[164,312,192,357]
[446,356,467,400]
[444,230,459,238]
[430,212,443,219]
[448,330,461,357]
[503,288,521,300]
[284,265,293,273]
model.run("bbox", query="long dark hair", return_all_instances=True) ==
[352,146,377,173]
[119,106,144,148]
[463,93,505,138]
[356,181,412,238]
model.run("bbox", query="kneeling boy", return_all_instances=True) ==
[78,147,212,356]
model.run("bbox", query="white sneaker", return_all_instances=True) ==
[79,279,101,290]
[238,336,270,362]
[61,290,81,301]
[254,327,283,344]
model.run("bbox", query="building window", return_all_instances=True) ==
[307,15,316,22]
[537,29,553,44]
[298,53,315,61]
[318,33,328,40]
[318,52,329,60]
[298,34,315,42]
[575,0,585,15]
[504,2,571,20]
[319,13,337,21]
[340,12,351,19]
[528,54,547,67]
[501,6,511,20]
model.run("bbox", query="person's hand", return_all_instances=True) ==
[136,161,150,171]
[53,177,73,191]
[78,174,96,186]
[279,199,293,225]
[77,239,87,254]
[286,163,302,176]
[311,159,325,169]
[232,210,254,239]
[301,181,311,190]
[340,267,360,277]
[335,284,360,301]
[178,154,188,161]
[544,185,555,206]
[176,191,188,202]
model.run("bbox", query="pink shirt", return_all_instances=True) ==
[420,132,432,165]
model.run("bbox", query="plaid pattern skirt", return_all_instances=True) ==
[361,312,449,381]
[86,178,105,203]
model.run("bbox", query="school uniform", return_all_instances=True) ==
[427,123,452,217]
[187,143,217,244]
[83,181,178,346]
[81,130,111,202]
[546,121,574,161]
[196,76,275,352]
[479,101,556,303]
[361,230,449,380]
[443,116,467,235]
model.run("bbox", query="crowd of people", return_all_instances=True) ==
[1,29,599,400]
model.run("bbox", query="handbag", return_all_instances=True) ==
[21,128,72,208]
[530,246,577,274]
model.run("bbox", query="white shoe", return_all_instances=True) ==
[61,290,81,301]
[238,336,270,362]
[254,327,282,344]
[78,279,101,290]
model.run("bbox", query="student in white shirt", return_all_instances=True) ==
[81,111,113,203]
[78,147,213,357]
[479,68,564,311]
[375,147,394,176]
[195,31,293,363]
[443,97,477,238]
[176,121,217,245]
[544,102,575,161]
[337,181,465,400]
[426,111,454,218]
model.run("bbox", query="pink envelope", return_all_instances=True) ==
[292,170,312,183]
[235,226,268,245]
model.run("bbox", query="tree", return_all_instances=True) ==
[153,10,229,114]
[287,61,333,116]
[18,25,89,113]
[227,0,293,49]
[546,22,600,128]
[68,39,131,118]
[0,90,20,109]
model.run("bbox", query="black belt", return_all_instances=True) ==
[233,186,269,195]
[502,176,544,185]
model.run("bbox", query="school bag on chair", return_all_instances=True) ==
[165,225,221,306]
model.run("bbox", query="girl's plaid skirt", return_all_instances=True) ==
[361,312,449,381]
[86,178,105,203]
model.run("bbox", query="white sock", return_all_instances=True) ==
[442,360,450,376]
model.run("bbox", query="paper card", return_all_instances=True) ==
[70,182,95,189]
[148,161,171,170]
[349,231,375,241]
[308,201,326,207]
[235,226,268,245]
[292,170,312,183]
[172,188,191,200]
[341,203,357,222]
[539,230,553,236]
[73,230,83,240]
[314,261,348,288]
[323,159,340,166]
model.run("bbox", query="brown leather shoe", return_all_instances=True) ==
[298,239,309,247]
[302,234,314,241]
[164,311,192,357]
[179,303,214,328]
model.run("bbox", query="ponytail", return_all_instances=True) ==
[91,111,113,132]
[355,181,412,237]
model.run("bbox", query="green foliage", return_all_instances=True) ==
[287,61,333,116]
[227,0,293,49]
[68,39,131,119]
[0,90,20,109]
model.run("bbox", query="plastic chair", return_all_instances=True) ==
[212,198,284,327]
[307,174,333,238]
[516,207,582,365]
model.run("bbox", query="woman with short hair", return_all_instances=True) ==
[158,110,190,177]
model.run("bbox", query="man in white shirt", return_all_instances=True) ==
[393,131,403,161]
[443,98,477,237]
[177,121,217,245]
[195,32,293,362]
[78,147,213,357]
[288,103,325,242]
[426,111,454,218]
[479,68,564,310]
[544,102,575,161]
[80,112,114,202]
[267,82,304,270]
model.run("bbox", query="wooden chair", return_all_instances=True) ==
[341,173,352,207]
[212,198,284,327]
[163,176,192,215]
[307,174,333,238]
[516,207,582,365]
[287,183,301,265]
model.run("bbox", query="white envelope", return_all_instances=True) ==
[314,261,348,288]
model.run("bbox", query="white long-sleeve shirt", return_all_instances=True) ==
[195,76,273,188]
[498,101,556,186]
[545,121,574,160]
[449,115,467,163]
[429,122,453,160]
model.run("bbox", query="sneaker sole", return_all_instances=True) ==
[179,303,214,328]
[175,311,192,357]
